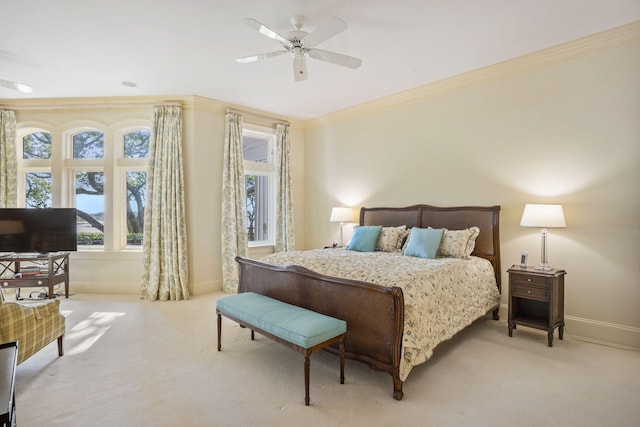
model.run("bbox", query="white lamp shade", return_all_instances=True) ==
[330,207,353,223]
[520,204,566,228]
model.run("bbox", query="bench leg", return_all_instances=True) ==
[304,354,311,406]
[217,313,222,351]
[339,337,345,385]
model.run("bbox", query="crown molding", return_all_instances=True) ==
[0,95,192,111]
[305,20,640,129]
[0,93,307,129]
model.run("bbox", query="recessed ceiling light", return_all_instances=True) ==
[121,81,137,88]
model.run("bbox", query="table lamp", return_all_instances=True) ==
[520,204,566,270]
[330,207,352,247]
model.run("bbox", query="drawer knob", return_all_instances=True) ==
[527,290,532,294]
[527,278,532,282]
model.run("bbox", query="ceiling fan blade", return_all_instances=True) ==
[293,52,308,81]
[0,78,33,93]
[302,16,347,47]
[236,50,288,63]
[307,48,362,69]
[243,18,291,47]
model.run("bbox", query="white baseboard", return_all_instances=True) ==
[192,279,221,295]
[498,303,639,350]
[69,279,222,296]
[565,315,640,350]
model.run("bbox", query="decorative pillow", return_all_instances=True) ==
[375,225,408,252]
[347,225,383,252]
[437,227,480,259]
[403,227,445,259]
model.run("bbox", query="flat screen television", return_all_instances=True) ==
[0,208,77,253]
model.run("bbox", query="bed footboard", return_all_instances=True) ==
[236,256,406,400]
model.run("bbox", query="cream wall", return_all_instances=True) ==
[184,98,306,294]
[9,106,154,294]
[302,41,640,348]
[3,26,637,349]
[5,97,306,297]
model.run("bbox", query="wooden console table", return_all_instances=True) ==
[0,252,70,299]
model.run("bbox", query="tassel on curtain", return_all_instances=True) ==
[221,112,248,293]
[140,106,189,301]
[0,110,17,208]
[274,123,295,252]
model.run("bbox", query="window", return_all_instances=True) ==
[17,124,150,252]
[243,125,275,245]
[121,130,149,246]
[71,131,106,247]
[22,132,52,208]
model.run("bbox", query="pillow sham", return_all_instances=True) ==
[437,227,480,259]
[347,225,383,252]
[403,227,445,259]
[375,225,408,252]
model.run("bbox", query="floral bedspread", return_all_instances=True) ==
[260,249,501,381]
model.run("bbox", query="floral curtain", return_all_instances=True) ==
[0,110,17,208]
[140,106,189,301]
[274,123,295,252]
[221,112,248,293]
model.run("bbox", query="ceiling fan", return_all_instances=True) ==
[0,78,33,93]
[237,15,362,81]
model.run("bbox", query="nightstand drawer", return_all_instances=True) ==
[511,283,549,301]
[510,272,551,287]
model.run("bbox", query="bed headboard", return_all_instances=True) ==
[360,205,501,291]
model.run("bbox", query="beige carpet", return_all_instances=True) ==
[9,292,639,427]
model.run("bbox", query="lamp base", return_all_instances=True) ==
[535,263,553,271]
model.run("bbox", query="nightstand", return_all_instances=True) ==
[507,265,566,347]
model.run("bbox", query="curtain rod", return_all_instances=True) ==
[225,108,290,126]
[1,102,181,111]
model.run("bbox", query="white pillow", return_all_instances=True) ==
[437,227,480,259]
[375,225,409,252]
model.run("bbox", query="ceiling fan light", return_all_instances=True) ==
[15,83,33,93]
[240,15,360,82]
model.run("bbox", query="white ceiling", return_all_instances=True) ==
[1,0,639,120]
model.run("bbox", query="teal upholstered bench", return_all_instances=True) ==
[216,292,347,405]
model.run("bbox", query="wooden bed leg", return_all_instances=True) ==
[217,312,222,351]
[57,335,64,356]
[492,307,500,320]
[393,376,404,401]
[304,354,311,406]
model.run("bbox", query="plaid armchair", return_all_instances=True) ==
[0,290,65,365]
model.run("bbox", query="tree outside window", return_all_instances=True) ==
[18,126,150,250]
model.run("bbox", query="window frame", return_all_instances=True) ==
[15,120,150,253]
[242,124,276,248]
[116,126,150,250]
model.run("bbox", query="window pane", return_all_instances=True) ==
[242,136,269,163]
[124,130,150,158]
[73,131,104,159]
[25,172,52,208]
[126,171,146,246]
[75,171,104,246]
[23,132,52,159]
[245,175,269,241]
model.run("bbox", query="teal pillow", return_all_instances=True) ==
[403,227,445,259]
[347,225,383,252]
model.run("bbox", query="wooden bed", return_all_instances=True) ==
[236,204,501,400]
